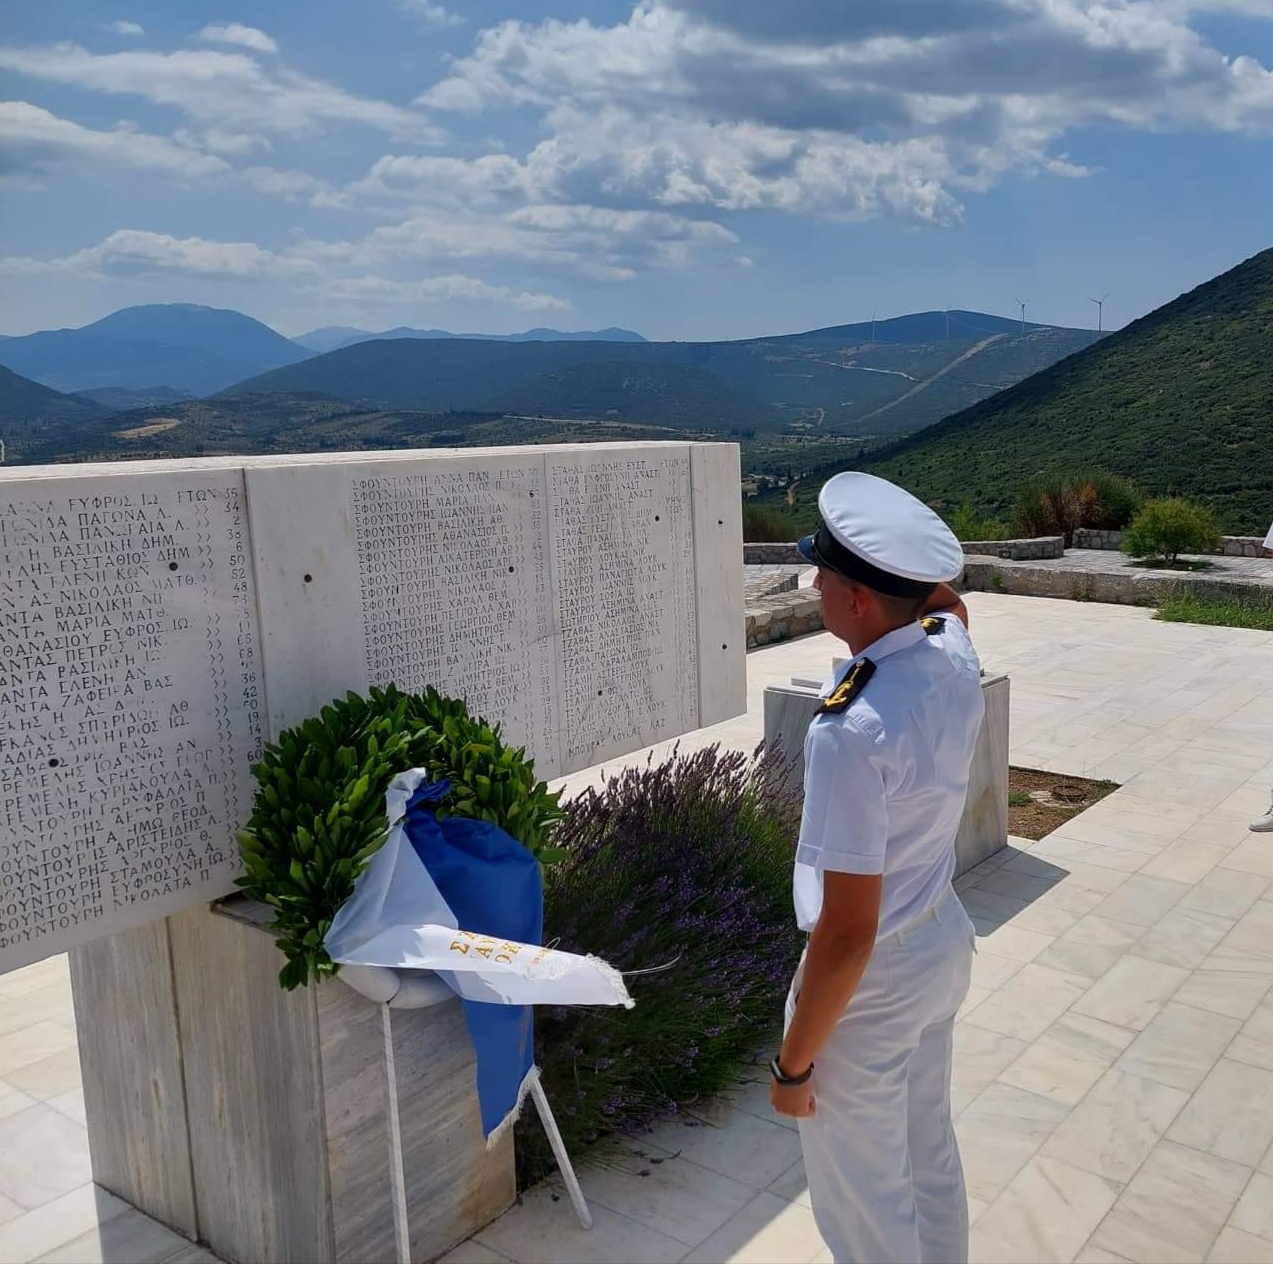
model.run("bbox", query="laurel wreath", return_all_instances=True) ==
[235,685,563,990]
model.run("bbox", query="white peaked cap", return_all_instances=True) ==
[797,472,964,591]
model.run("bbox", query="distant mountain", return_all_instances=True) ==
[0,364,104,454]
[228,313,1100,437]
[291,326,376,354]
[292,325,648,353]
[859,248,1273,534]
[73,385,194,411]
[0,304,311,396]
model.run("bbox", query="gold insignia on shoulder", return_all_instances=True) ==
[816,658,877,715]
[921,616,945,635]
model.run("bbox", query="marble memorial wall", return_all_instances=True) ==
[0,444,744,971]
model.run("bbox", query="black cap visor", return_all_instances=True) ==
[798,523,937,601]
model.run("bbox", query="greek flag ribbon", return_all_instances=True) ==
[325,770,632,1141]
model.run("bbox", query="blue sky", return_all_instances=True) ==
[2,0,1273,340]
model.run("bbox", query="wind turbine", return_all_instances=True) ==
[1017,300,1028,334]
[1088,293,1109,333]
[871,308,877,344]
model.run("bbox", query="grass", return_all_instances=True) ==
[1155,588,1273,631]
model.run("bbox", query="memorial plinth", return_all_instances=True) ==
[2,443,747,1264]
[763,671,1011,876]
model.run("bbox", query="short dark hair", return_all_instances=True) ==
[851,581,934,626]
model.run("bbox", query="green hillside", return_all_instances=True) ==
[858,248,1273,534]
[0,365,104,448]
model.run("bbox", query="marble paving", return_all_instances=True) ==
[999,547,1273,587]
[2,593,1272,1263]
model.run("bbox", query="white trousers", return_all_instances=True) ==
[785,885,975,1264]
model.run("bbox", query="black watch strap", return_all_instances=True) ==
[770,1057,813,1086]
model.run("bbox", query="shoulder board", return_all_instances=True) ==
[816,657,876,715]
[921,616,946,636]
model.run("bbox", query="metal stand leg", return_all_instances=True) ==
[382,1003,412,1264]
[529,1074,592,1231]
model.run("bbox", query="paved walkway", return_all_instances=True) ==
[2,594,1272,1263]
[1012,548,1273,587]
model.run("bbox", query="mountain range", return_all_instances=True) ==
[292,325,647,353]
[4,249,1271,536]
[0,305,308,396]
[852,245,1273,534]
[224,311,1101,436]
[0,303,1102,439]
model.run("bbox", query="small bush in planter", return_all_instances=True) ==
[236,685,562,989]
[515,742,804,1187]
[1122,499,1221,566]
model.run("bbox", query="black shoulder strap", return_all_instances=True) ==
[921,616,946,636]
[816,657,876,715]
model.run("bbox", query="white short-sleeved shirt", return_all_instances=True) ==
[794,616,985,939]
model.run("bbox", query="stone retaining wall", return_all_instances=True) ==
[744,542,806,565]
[1072,528,1270,557]
[962,558,1271,606]
[1071,528,1123,550]
[961,537,1064,561]
[746,589,823,648]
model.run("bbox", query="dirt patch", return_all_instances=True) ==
[1008,766,1119,840]
[114,418,181,440]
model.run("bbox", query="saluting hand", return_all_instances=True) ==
[771,1075,816,1119]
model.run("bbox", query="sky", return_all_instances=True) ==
[2,0,1273,341]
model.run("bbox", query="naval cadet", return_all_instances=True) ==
[770,471,985,1264]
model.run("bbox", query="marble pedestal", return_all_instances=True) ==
[69,897,512,1264]
[763,673,1010,876]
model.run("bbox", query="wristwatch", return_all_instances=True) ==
[770,1056,814,1086]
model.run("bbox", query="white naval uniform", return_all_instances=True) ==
[787,615,985,1264]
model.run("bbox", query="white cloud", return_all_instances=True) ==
[413,0,1273,225]
[320,274,568,311]
[401,1,464,28]
[0,229,321,281]
[237,165,329,199]
[0,41,440,140]
[107,20,145,37]
[0,102,334,203]
[173,126,272,155]
[292,197,736,282]
[0,229,569,313]
[197,24,278,55]
[0,100,230,178]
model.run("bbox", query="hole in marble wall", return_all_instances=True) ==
[48,758,60,768]
[303,574,313,584]
[168,562,178,571]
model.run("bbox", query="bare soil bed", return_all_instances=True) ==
[1008,766,1119,840]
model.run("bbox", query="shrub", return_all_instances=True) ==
[742,501,798,543]
[236,685,562,989]
[1013,470,1143,543]
[516,743,803,1187]
[1122,499,1222,565]
[946,502,1011,542]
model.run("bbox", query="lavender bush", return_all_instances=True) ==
[515,743,804,1187]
